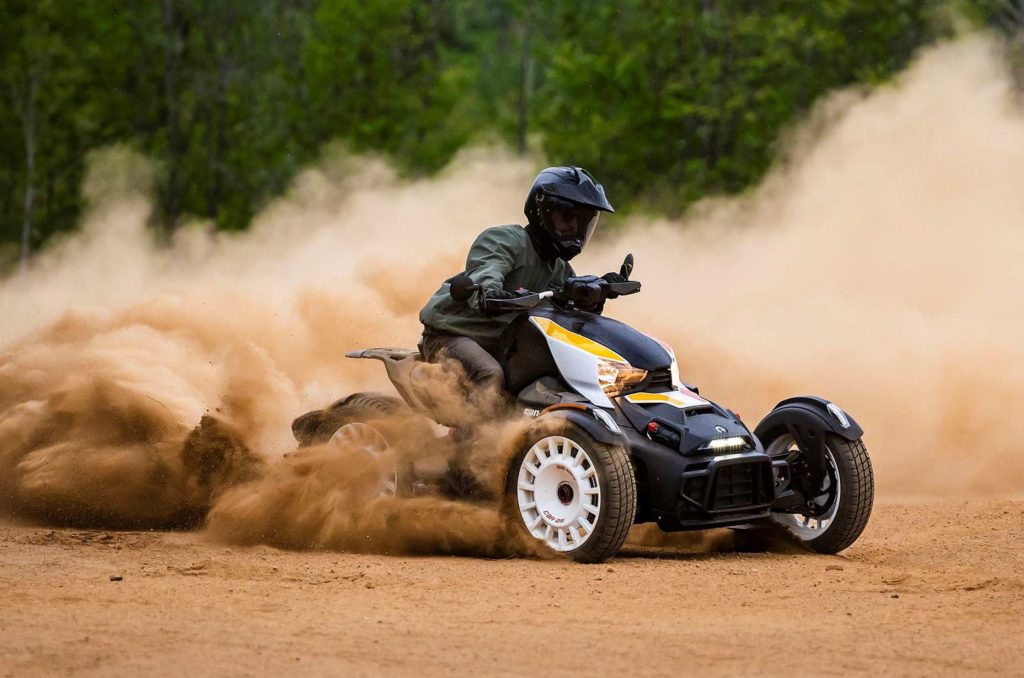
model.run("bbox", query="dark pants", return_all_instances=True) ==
[419,329,506,391]
[419,330,510,491]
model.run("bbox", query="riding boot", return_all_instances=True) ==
[440,425,493,501]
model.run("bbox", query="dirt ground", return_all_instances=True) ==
[1,497,1021,677]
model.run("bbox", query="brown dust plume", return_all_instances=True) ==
[0,37,1021,553]
[584,36,1024,496]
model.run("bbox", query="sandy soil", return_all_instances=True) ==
[1,497,1021,677]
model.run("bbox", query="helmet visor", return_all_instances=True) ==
[540,195,600,247]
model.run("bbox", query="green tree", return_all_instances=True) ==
[0,0,981,265]
[533,0,946,216]
[304,0,471,173]
[1,1,162,254]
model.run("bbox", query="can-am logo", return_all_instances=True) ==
[715,425,727,433]
[543,510,564,524]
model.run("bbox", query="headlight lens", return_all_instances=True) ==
[699,436,751,452]
[596,358,647,397]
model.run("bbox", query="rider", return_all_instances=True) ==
[418,166,622,395]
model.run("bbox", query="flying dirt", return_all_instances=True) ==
[1,36,1023,549]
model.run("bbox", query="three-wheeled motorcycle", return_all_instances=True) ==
[292,255,874,563]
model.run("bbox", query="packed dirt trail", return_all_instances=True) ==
[2,498,1021,676]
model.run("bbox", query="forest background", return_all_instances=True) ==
[2,0,1023,271]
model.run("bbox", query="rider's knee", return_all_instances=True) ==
[470,363,505,390]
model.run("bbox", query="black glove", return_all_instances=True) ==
[481,287,516,315]
[601,272,626,299]
[484,288,516,301]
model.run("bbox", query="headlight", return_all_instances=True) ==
[596,358,647,397]
[699,436,750,452]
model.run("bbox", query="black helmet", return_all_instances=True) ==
[524,166,614,260]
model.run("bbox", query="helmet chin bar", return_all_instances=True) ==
[555,238,583,260]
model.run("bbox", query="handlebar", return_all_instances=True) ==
[449,274,641,314]
[483,290,556,311]
[607,281,642,296]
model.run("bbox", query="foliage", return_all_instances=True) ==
[535,0,949,214]
[0,0,989,257]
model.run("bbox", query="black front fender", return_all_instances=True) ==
[754,396,863,445]
[754,397,863,509]
[540,407,627,447]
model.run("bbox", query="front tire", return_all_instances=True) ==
[767,434,874,554]
[505,420,636,563]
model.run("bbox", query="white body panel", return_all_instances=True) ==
[529,317,615,408]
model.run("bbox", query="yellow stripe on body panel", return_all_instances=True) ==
[530,317,626,363]
[625,390,708,409]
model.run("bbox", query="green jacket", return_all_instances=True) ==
[419,225,574,351]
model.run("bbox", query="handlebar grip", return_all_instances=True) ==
[482,290,553,313]
[607,281,641,295]
[449,274,481,303]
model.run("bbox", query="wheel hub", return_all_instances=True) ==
[516,435,601,552]
[767,435,841,539]
[331,423,397,496]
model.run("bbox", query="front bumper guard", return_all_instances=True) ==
[672,453,775,527]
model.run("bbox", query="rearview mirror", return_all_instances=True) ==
[449,274,480,303]
[620,253,634,280]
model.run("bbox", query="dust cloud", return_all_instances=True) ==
[588,36,1024,496]
[205,410,547,557]
[0,36,1020,547]
[0,144,546,551]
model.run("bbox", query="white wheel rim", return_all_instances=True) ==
[768,435,841,540]
[331,423,398,496]
[516,435,601,552]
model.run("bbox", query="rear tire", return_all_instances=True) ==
[292,392,408,447]
[290,392,414,496]
[504,420,636,563]
[768,434,874,554]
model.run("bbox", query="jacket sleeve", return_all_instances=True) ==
[464,228,520,310]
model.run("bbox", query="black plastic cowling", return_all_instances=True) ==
[540,407,627,447]
[753,396,863,503]
[754,396,863,445]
